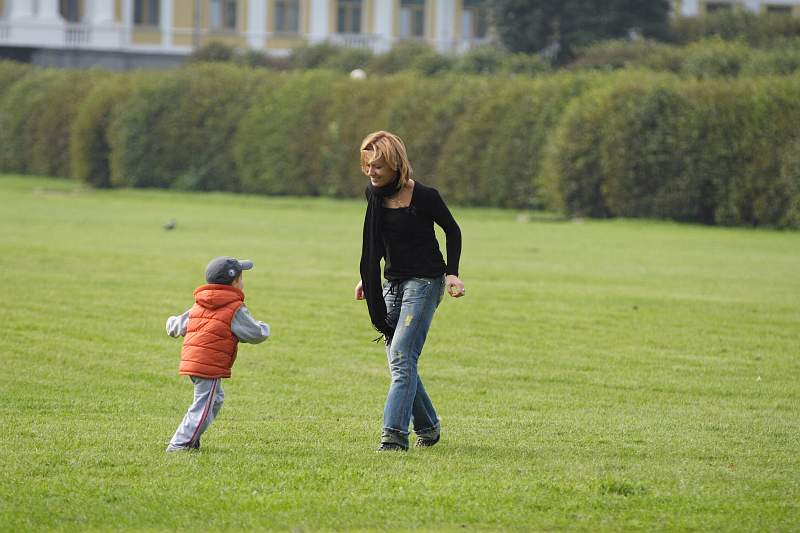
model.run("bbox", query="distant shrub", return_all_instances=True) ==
[71,72,157,187]
[500,52,551,76]
[290,43,342,70]
[598,80,703,220]
[320,47,373,72]
[777,137,800,228]
[240,49,292,70]
[742,45,800,76]
[411,51,456,76]
[434,73,593,208]
[692,78,800,227]
[670,11,800,46]
[369,41,435,75]
[431,76,498,203]
[316,75,411,196]
[0,69,103,177]
[569,39,686,73]
[453,46,505,75]
[234,70,343,195]
[189,41,237,63]
[540,74,636,217]
[542,73,800,227]
[682,38,751,79]
[0,60,34,97]
[108,64,272,190]
[383,76,470,187]
[492,73,597,208]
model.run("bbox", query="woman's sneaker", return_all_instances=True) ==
[376,442,408,452]
[415,434,440,448]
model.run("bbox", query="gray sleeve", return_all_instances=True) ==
[231,304,271,344]
[166,309,190,337]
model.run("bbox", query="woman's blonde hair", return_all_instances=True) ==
[360,131,413,187]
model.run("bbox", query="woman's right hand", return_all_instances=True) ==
[355,279,365,300]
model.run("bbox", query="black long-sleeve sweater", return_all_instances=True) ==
[380,181,461,280]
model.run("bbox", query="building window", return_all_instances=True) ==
[60,0,82,22]
[134,0,159,25]
[400,0,425,38]
[211,0,237,30]
[766,5,792,14]
[337,0,362,33]
[461,0,488,39]
[275,0,300,33]
[705,2,734,12]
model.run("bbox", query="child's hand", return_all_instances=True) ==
[355,280,365,300]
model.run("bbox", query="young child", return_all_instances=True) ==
[165,256,270,452]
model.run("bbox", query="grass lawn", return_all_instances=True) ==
[1,175,798,531]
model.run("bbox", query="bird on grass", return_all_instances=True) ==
[163,219,177,230]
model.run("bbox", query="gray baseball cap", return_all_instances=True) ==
[205,256,254,285]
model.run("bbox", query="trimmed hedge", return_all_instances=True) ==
[670,11,800,46]
[0,60,33,96]
[541,72,800,227]
[0,68,104,177]
[234,70,342,196]
[70,72,159,187]
[571,37,800,78]
[2,60,798,228]
[436,73,598,208]
[108,64,273,190]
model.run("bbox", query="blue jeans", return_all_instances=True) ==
[381,276,445,447]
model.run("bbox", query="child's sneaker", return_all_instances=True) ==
[166,444,195,452]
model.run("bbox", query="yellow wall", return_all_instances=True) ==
[302,0,311,33]
[115,0,121,21]
[426,0,435,40]
[173,0,194,27]
[132,27,163,44]
[268,35,306,47]
[0,0,5,17]
[392,0,398,36]
[366,0,374,33]
[453,0,462,39]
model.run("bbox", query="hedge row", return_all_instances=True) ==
[191,41,552,77]
[571,37,800,78]
[541,72,800,227]
[670,11,800,46]
[0,61,798,228]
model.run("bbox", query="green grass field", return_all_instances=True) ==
[1,175,798,531]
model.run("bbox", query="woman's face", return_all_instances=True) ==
[366,157,396,188]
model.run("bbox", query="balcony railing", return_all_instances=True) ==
[65,23,91,46]
[327,32,381,51]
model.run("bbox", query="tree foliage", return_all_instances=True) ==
[493,0,671,62]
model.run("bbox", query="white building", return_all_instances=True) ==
[0,0,491,68]
[0,0,797,68]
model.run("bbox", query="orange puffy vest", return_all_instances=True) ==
[179,284,245,379]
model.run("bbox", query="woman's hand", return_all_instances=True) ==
[355,279,365,300]
[446,275,465,298]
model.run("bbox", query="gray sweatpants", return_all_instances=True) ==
[167,376,224,450]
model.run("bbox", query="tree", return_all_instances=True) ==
[493,0,671,63]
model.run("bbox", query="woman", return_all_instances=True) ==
[355,130,465,452]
